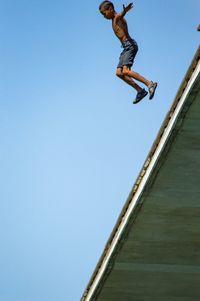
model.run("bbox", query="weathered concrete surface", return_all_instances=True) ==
[81,48,200,301]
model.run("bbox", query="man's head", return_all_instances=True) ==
[99,1,115,19]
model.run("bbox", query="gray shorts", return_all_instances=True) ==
[117,38,138,68]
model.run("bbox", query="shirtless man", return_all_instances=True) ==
[99,1,157,104]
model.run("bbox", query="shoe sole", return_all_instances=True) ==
[149,82,158,100]
[133,91,148,104]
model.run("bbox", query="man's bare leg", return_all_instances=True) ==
[122,65,151,87]
[116,67,148,103]
[116,66,157,102]
[116,68,142,92]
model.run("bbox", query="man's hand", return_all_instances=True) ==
[117,2,134,19]
[123,3,134,13]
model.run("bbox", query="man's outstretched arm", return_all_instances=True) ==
[117,3,134,18]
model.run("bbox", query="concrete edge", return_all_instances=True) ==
[80,46,200,301]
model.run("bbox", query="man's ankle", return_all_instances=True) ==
[147,80,152,87]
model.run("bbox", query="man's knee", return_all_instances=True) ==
[122,67,130,76]
[116,69,124,78]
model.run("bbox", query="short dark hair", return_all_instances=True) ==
[99,1,114,11]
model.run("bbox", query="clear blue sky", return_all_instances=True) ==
[0,0,199,300]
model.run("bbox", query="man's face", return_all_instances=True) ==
[100,5,114,19]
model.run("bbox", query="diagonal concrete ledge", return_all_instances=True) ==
[81,46,200,301]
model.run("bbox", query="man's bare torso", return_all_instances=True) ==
[112,16,131,43]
